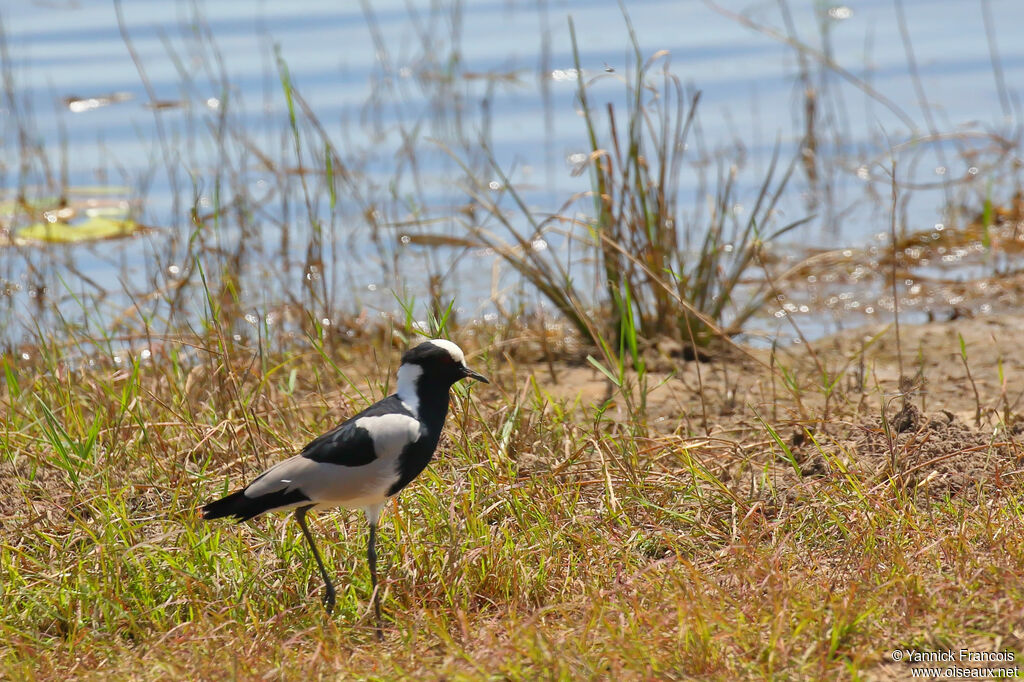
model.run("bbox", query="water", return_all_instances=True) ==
[2,0,1022,347]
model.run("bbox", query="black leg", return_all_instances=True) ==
[368,522,383,640]
[295,505,336,615]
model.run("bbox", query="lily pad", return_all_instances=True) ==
[16,216,140,243]
[1,187,145,245]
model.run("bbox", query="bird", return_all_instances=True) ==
[200,338,488,638]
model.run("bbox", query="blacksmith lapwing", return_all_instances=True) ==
[201,339,488,637]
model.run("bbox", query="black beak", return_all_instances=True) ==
[461,366,489,383]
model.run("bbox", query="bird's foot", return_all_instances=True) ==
[323,586,337,615]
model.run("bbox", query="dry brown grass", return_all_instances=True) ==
[2,317,1024,679]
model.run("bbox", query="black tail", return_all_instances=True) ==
[201,487,311,522]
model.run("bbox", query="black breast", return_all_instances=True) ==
[386,387,450,496]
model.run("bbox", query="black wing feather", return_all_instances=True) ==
[300,394,414,466]
[201,487,311,522]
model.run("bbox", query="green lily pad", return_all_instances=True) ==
[1,186,144,245]
[16,216,140,243]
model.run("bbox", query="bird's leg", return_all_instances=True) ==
[368,521,383,640]
[295,505,336,615]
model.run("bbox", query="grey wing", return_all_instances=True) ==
[300,415,378,465]
[300,394,415,465]
[244,412,422,508]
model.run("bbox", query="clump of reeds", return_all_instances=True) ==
[429,15,810,386]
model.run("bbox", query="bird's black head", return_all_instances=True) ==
[400,339,489,388]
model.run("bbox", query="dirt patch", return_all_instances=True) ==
[0,456,73,541]
[527,314,1024,503]
[802,403,1024,497]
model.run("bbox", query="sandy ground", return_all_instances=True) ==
[533,314,1024,501]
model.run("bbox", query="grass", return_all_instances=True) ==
[3,319,1024,679]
